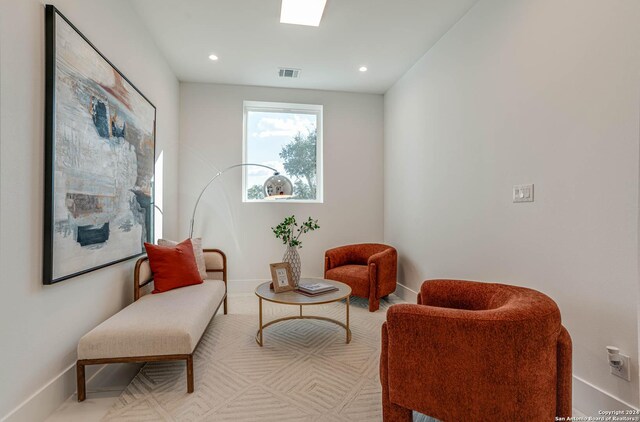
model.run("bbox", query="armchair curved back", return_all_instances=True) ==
[418,279,559,319]
[325,243,395,268]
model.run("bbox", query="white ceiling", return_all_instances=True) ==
[130,0,478,94]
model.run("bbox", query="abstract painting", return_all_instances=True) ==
[43,6,156,284]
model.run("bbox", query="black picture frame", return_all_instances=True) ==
[44,5,156,285]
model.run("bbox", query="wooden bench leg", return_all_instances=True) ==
[224,297,228,315]
[186,355,194,393]
[76,361,86,402]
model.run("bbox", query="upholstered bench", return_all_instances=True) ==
[76,249,227,401]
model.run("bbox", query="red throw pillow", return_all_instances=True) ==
[144,239,203,294]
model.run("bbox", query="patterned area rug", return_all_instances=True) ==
[103,294,437,422]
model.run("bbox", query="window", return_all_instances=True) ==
[243,101,323,202]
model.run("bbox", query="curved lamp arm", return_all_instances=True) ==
[189,163,279,238]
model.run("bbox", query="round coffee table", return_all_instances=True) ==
[254,278,352,346]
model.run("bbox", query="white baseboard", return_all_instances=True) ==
[2,363,77,422]
[393,282,418,302]
[1,362,140,422]
[228,279,420,301]
[573,375,639,416]
[227,278,268,294]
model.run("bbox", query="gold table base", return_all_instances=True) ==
[256,299,351,346]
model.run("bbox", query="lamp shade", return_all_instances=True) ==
[263,174,294,199]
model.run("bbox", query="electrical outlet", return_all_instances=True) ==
[513,184,534,203]
[610,354,631,381]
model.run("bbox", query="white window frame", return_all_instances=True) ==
[242,100,323,203]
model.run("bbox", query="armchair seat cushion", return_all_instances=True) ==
[78,279,225,360]
[326,265,369,297]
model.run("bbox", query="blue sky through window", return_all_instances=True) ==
[246,111,317,194]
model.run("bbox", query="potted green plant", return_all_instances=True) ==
[272,216,320,286]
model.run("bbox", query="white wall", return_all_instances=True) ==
[179,83,384,284]
[384,0,640,409]
[0,0,179,419]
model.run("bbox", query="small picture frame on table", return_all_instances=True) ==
[270,262,294,293]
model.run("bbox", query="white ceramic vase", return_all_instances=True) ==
[283,246,301,287]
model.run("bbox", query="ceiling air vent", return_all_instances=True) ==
[278,68,301,78]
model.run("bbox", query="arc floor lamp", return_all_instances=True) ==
[189,163,293,238]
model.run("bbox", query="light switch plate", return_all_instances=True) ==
[513,184,534,203]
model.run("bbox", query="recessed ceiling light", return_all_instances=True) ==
[208,54,219,61]
[280,0,327,27]
[359,66,368,72]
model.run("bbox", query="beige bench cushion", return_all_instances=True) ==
[78,279,225,360]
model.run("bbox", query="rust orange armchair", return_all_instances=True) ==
[380,279,572,422]
[324,243,397,312]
